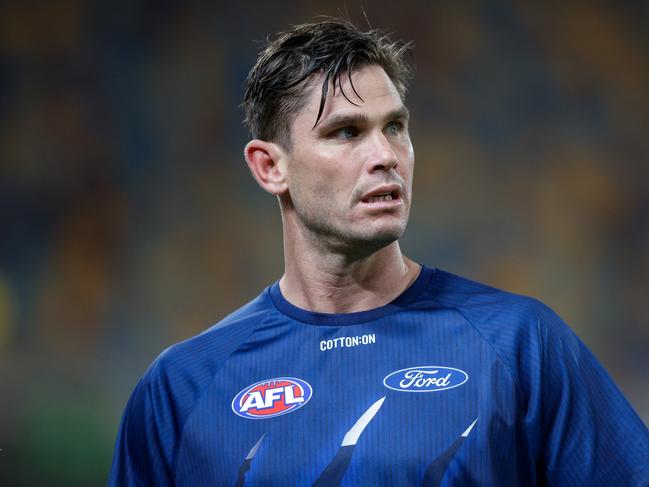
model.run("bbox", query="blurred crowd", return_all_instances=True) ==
[0,1,647,485]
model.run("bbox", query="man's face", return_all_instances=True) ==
[284,64,414,253]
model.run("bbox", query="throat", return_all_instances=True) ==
[279,248,420,314]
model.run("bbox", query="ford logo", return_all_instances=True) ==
[383,366,468,392]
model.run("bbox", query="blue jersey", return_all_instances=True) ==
[109,266,649,486]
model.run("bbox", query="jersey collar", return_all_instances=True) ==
[268,265,436,325]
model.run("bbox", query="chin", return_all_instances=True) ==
[368,217,407,240]
[347,223,406,253]
[300,211,408,254]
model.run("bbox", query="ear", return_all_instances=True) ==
[244,139,289,195]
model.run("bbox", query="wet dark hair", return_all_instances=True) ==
[243,18,412,150]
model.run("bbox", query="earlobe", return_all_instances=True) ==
[244,139,289,195]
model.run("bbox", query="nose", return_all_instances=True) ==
[365,131,398,173]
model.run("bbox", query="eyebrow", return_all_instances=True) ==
[315,106,410,133]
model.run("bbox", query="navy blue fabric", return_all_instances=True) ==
[109,266,649,486]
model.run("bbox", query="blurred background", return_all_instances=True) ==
[0,0,647,484]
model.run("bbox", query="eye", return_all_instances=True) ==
[332,126,359,139]
[385,121,404,136]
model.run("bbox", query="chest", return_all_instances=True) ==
[175,319,533,486]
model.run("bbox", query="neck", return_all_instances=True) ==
[279,219,420,314]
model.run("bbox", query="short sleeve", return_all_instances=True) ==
[532,306,649,485]
[108,366,177,486]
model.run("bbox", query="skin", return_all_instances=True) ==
[245,64,420,313]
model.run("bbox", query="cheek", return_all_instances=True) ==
[288,161,338,212]
[293,149,355,195]
[399,145,415,179]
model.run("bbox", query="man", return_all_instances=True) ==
[109,19,649,486]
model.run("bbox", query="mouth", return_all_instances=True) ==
[360,185,403,205]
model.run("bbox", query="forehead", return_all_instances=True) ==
[292,64,405,132]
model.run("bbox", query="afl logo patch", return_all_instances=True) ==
[383,366,468,392]
[232,377,313,419]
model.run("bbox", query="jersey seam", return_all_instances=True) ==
[123,457,148,485]
[442,301,544,472]
[116,454,145,485]
[436,302,526,410]
[172,311,271,480]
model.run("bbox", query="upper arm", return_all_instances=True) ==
[108,370,176,486]
[532,307,649,485]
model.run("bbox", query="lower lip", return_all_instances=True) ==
[359,196,403,209]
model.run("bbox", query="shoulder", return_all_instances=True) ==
[425,268,575,387]
[110,288,277,483]
[426,268,552,319]
[130,288,276,430]
[429,269,565,331]
[421,271,649,482]
[146,288,273,389]
[430,266,576,335]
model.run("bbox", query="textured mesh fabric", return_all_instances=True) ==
[109,266,649,486]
